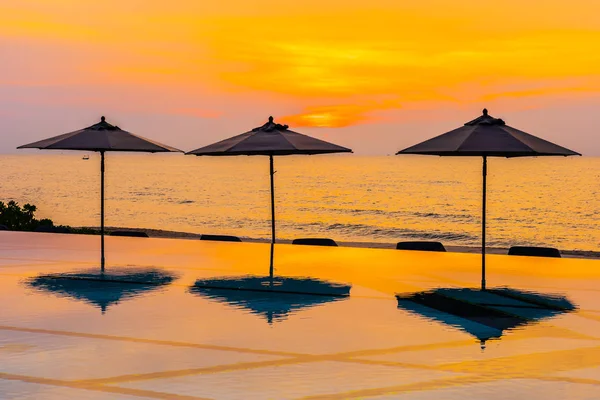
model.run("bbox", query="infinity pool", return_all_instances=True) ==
[1,232,599,399]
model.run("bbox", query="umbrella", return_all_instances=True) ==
[190,273,351,324]
[18,116,182,271]
[396,287,575,348]
[27,267,177,314]
[397,109,580,289]
[187,116,352,273]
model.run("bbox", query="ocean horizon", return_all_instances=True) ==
[1,153,598,252]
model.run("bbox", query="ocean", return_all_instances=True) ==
[1,154,598,252]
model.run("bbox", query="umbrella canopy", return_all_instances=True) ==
[27,267,177,314]
[397,287,575,348]
[190,275,351,324]
[18,116,181,153]
[187,116,351,156]
[18,116,182,271]
[397,109,580,289]
[187,116,352,274]
[400,109,580,157]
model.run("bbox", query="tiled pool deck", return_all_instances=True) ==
[1,232,599,399]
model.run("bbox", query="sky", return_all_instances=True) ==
[1,0,599,155]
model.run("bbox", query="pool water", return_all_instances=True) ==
[1,231,599,399]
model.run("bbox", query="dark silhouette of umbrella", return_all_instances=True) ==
[190,271,351,324]
[397,109,580,289]
[187,116,351,274]
[397,287,576,348]
[18,116,182,271]
[26,267,177,314]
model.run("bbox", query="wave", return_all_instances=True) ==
[296,207,475,223]
[308,222,478,243]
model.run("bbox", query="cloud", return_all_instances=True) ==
[3,1,600,141]
[281,100,400,128]
[169,108,223,119]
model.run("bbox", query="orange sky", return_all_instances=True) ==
[1,0,599,154]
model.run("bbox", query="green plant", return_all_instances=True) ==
[0,201,53,231]
[0,201,101,235]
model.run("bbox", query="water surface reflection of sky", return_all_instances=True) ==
[1,232,599,399]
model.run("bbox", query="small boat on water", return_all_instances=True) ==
[82,154,90,160]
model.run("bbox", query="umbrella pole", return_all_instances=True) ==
[481,156,487,290]
[269,155,276,277]
[269,243,275,282]
[100,151,106,272]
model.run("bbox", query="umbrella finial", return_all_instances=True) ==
[268,116,274,123]
[101,116,106,122]
[482,108,488,116]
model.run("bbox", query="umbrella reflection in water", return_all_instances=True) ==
[397,287,576,349]
[27,267,177,314]
[190,245,351,324]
